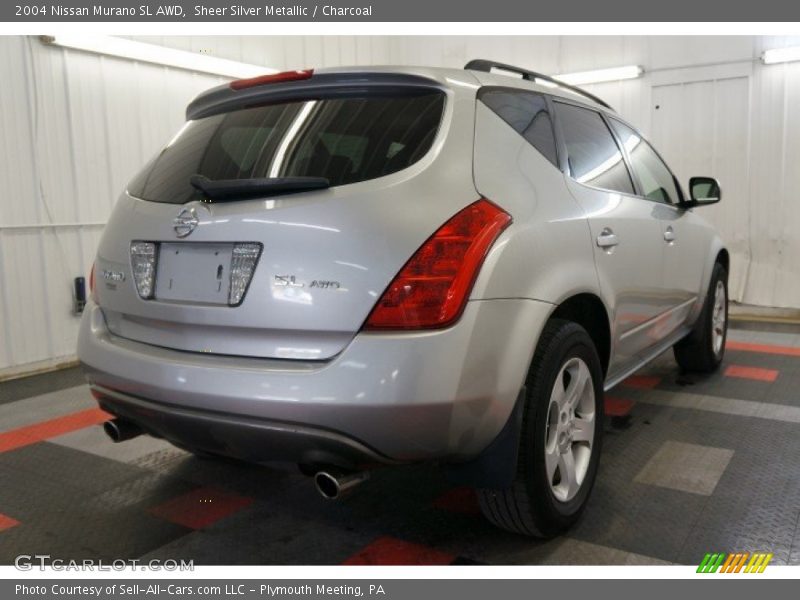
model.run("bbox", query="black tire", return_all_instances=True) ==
[477,319,604,537]
[673,262,728,373]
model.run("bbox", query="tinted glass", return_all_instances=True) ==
[554,102,634,195]
[480,89,559,166]
[128,92,445,204]
[609,119,680,204]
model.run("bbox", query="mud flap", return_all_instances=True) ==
[443,386,525,489]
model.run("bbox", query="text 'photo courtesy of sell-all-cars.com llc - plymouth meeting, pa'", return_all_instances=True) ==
[79,59,728,538]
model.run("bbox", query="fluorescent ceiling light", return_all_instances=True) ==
[40,35,276,78]
[554,65,643,86]
[762,46,800,65]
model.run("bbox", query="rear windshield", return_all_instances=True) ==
[128,91,446,204]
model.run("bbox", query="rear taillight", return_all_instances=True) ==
[230,69,314,90]
[364,199,512,331]
[89,263,97,304]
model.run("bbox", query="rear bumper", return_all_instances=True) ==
[78,297,552,463]
[93,386,393,469]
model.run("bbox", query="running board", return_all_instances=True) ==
[604,325,692,392]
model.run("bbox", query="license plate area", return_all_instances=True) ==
[155,243,234,305]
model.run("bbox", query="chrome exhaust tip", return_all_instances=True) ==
[314,469,369,500]
[103,418,143,443]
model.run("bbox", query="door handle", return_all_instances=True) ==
[664,226,676,243]
[596,228,619,248]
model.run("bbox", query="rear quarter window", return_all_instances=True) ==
[128,91,445,204]
[479,88,559,167]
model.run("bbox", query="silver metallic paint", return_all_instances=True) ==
[78,65,727,464]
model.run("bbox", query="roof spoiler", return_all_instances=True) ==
[186,72,445,121]
[464,59,614,111]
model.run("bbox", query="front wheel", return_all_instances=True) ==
[477,319,604,537]
[673,262,728,373]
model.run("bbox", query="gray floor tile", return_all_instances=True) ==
[634,441,734,496]
[0,385,94,432]
[495,537,673,565]
[728,328,800,347]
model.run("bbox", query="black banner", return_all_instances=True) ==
[4,0,799,22]
[5,579,799,600]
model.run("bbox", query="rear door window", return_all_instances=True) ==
[479,89,559,167]
[128,91,445,204]
[554,102,635,195]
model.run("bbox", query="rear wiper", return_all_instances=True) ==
[189,174,330,200]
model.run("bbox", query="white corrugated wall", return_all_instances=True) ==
[1,35,799,377]
[0,36,226,377]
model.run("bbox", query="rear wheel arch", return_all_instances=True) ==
[549,294,611,377]
[716,248,730,272]
[444,294,610,494]
[477,317,604,537]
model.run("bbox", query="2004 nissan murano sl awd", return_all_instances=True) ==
[78,60,729,537]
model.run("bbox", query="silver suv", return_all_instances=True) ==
[78,60,728,537]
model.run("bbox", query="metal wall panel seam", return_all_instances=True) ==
[0,230,14,365]
[22,36,56,361]
[60,46,87,333]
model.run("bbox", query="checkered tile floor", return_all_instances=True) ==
[1,324,800,565]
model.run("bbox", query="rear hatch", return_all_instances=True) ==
[94,68,481,360]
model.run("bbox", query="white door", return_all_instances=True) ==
[649,77,750,301]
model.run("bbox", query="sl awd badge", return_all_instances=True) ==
[274,275,342,290]
[101,268,126,291]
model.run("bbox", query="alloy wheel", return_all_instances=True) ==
[543,357,596,502]
[712,280,727,356]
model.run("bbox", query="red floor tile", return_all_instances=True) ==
[343,536,455,565]
[0,513,20,532]
[432,487,480,515]
[727,340,800,357]
[622,375,661,390]
[604,396,635,417]
[724,364,779,383]
[149,486,254,529]
[0,408,112,454]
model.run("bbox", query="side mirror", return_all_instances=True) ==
[686,176,721,207]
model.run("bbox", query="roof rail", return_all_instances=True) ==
[464,59,614,111]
